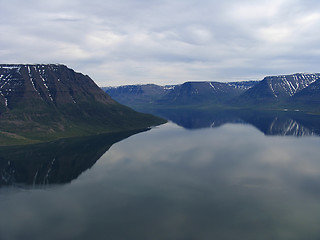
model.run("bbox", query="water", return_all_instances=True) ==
[1,111,320,240]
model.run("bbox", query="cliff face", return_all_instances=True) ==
[0,64,165,145]
[0,64,114,108]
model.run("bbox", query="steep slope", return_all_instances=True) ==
[0,64,165,145]
[289,79,320,105]
[237,73,320,105]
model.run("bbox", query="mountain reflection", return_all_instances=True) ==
[152,109,320,137]
[0,129,146,187]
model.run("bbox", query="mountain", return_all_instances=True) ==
[102,84,172,107]
[104,81,258,110]
[157,81,255,105]
[237,73,320,105]
[0,64,165,145]
[104,73,320,113]
[288,79,320,107]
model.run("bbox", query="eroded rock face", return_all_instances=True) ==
[0,64,165,145]
[0,64,114,109]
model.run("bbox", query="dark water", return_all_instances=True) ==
[1,111,320,240]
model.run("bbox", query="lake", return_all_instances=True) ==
[1,110,320,240]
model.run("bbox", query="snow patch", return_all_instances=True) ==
[28,66,40,95]
[269,81,278,98]
[71,95,77,103]
[163,85,175,90]
[209,82,215,89]
[0,66,21,72]
[40,75,54,101]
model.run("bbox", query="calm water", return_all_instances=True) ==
[1,112,320,240]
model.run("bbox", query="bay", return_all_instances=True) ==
[1,112,320,240]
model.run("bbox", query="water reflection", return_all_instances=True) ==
[1,123,320,240]
[152,109,320,136]
[0,129,147,187]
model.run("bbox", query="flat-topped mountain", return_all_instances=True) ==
[103,80,258,109]
[238,73,320,104]
[104,73,320,112]
[0,64,165,145]
[157,81,254,105]
[0,64,114,108]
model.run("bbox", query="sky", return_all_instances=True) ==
[1,0,320,86]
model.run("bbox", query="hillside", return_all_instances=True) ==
[0,64,165,145]
[288,79,320,108]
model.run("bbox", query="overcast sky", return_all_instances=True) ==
[1,0,320,86]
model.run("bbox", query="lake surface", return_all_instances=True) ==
[1,111,320,240]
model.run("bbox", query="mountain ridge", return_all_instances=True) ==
[103,80,259,108]
[238,73,320,104]
[103,73,320,112]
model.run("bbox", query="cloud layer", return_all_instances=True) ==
[1,0,320,86]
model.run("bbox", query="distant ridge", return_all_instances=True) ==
[102,80,258,108]
[0,64,165,145]
[103,73,320,112]
[238,73,320,104]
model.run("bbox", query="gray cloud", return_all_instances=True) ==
[1,0,320,86]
